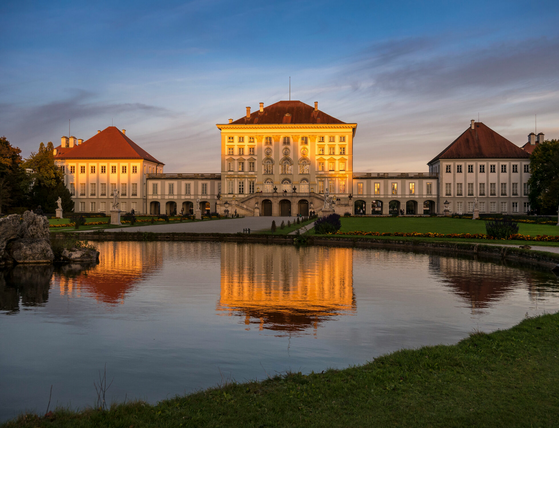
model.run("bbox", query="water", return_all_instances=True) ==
[1,241,558,422]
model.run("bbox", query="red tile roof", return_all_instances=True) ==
[428,122,530,164]
[229,101,348,125]
[521,142,538,154]
[53,127,164,165]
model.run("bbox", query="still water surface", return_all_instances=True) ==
[1,241,558,422]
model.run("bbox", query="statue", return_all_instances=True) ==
[323,186,333,210]
[112,189,120,210]
[196,198,200,210]
[56,197,62,209]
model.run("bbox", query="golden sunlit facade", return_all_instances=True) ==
[217,243,355,334]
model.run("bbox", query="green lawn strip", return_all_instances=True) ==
[339,217,559,237]
[6,312,559,427]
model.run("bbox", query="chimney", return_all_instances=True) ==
[228,118,233,124]
[259,102,264,112]
[69,136,76,148]
[246,107,251,118]
[470,119,475,130]
[122,129,126,135]
[61,136,68,148]
[528,132,536,145]
[78,139,83,145]
[97,130,101,134]
[537,132,545,143]
[314,101,318,111]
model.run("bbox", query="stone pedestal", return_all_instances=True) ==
[472,208,480,220]
[254,206,260,217]
[320,208,335,218]
[195,209,202,220]
[56,208,63,219]
[110,209,121,225]
[444,210,450,217]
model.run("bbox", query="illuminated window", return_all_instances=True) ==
[357,183,363,195]
[238,161,244,171]
[409,182,415,195]
[328,161,335,171]
[227,136,234,143]
[392,183,397,195]
[374,183,380,195]
[339,147,346,155]
[265,137,272,145]
[339,161,346,171]
[318,180,324,193]
[319,147,324,155]
[339,180,346,193]
[248,137,255,143]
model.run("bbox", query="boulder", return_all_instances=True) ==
[60,247,100,264]
[0,211,53,265]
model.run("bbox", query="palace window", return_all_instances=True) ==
[111,165,117,174]
[329,147,335,155]
[319,147,325,155]
[168,183,174,195]
[152,183,158,194]
[228,147,234,155]
[512,202,518,213]
[100,202,106,211]
[238,161,244,172]
[490,164,496,173]
[490,183,496,196]
[339,180,346,194]
[280,158,293,174]
[80,183,86,196]
[329,136,335,142]
[238,148,244,155]
[340,147,346,155]
[90,183,96,196]
[328,179,335,192]
[357,182,363,195]
[479,164,485,173]
[299,159,310,174]
[228,180,234,193]
[201,183,208,195]
[248,137,255,143]
[90,165,96,174]
[318,161,325,172]
[445,183,451,195]
[456,183,463,196]
[301,137,308,145]
[122,184,127,196]
[468,164,473,173]
[456,202,463,214]
[283,137,290,145]
[467,183,473,196]
[409,182,415,195]
[249,161,255,172]
[249,180,255,194]
[501,202,507,213]
[122,165,127,174]
[101,165,106,174]
[265,137,272,145]
[238,181,244,194]
[80,166,86,174]
[480,202,486,213]
[339,136,346,142]
[524,202,530,212]
[263,159,273,174]
[185,183,191,195]
[80,202,85,212]
[479,183,485,196]
[512,164,518,173]
[468,202,474,213]
[523,183,529,195]
[132,166,138,174]
[318,136,325,143]
[100,183,107,196]
[90,202,96,212]
[426,182,432,194]
[524,164,530,173]
[501,183,507,195]
[339,161,346,171]
[238,137,244,143]
[70,166,76,174]
[375,183,380,195]
[264,179,273,193]
[446,165,451,173]
[227,136,234,143]
[318,180,324,193]
[457,164,462,173]
[392,183,398,195]
[501,164,507,173]
[512,183,518,196]
[249,147,255,155]
[328,161,335,171]
[227,161,234,171]
[131,183,137,196]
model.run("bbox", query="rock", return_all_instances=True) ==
[60,247,100,264]
[0,211,54,265]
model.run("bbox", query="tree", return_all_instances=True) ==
[528,140,559,214]
[25,142,73,213]
[0,136,28,213]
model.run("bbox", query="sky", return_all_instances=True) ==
[1,0,558,173]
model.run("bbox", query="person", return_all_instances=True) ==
[130,208,135,216]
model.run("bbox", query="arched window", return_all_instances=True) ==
[280,157,293,174]
[300,179,309,193]
[263,158,274,174]
[298,158,310,174]
[264,179,274,193]
[281,179,291,192]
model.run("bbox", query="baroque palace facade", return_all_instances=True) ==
[54,100,544,216]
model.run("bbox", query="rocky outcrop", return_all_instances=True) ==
[0,211,54,266]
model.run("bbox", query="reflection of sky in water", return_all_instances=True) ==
[1,242,558,422]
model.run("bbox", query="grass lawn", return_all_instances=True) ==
[5,312,559,427]
[48,216,224,232]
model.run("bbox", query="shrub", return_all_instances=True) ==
[159,215,170,223]
[271,220,277,232]
[314,213,341,234]
[72,215,86,230]
[297,217,300,224]
[280,221,285,229]
[344,212,351,217]
[287,220,291,227]
[123,212,136,225]
[486,217,519,239]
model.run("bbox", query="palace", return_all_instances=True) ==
[54,100,544,216]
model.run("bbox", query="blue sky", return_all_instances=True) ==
[1,0,558,172]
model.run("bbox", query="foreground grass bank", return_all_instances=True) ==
[5,312,559,427]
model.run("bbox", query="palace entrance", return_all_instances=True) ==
[280,199,291,216]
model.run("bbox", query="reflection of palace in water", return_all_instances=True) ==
[428,256,537,311]
[217,244,356,335]
[54,242,163,304]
